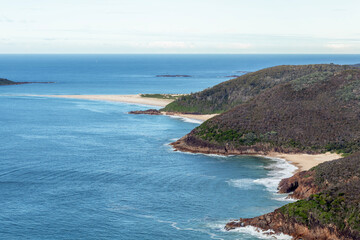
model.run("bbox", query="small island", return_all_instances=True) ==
[156,75,191,77]
[0,78,55,86]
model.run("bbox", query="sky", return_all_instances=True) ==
[0,0,359,54]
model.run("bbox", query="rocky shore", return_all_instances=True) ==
[128,109,162,115]
[224,210,347,240]
[171,135,360,239]
[224,153,360,240]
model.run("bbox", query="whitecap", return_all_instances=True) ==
[228,226,293,240]
[227,178,257,189]
[253,157,297,193]
[167,115,203,124]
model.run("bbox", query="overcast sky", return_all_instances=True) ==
[0,0,359,53]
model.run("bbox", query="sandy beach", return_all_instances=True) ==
[162,112,218,121]
[38,94,217,121]
[266,152,342,171]
[43,94,173,107]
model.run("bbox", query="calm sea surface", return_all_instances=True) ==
[1,55,359,239]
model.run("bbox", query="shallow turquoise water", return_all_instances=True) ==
[0,55,359,239]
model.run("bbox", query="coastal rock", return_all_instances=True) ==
[278,170,318,199]
[128,109,162,115]
[225,153,360,239]
[225,210,348,240]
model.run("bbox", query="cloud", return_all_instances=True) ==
[216,42,252,49]
[325,43,349,49]
[134,41,195,49]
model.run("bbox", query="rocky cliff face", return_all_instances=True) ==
[278,170,318,199]
[225,210,349,240]
[225,153,360,239]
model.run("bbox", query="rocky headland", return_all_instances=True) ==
[225,153,360,239]
[166,64,360,239]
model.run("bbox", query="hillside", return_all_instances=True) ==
[171,68,360,155]
[226,152,360,239]
[162,64,355,114]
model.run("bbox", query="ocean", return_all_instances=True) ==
[1,54,359,240]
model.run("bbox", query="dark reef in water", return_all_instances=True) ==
[156,75,191,78]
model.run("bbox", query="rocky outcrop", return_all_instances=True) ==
[278,170,318,199]
[225,153,360,239]
[225,210,349,240]
[128,109,162,115]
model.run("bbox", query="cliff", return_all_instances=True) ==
[225,153,360,239]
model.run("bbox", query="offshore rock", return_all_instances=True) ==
[128,109,162,115]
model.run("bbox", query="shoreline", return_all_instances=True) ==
[265,151,342,172]
[29,94,217,121]
[41,94,173,107]
[170,138,342,172]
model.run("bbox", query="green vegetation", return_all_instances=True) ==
[163,64,355,114]
[181,66,360,154]
[278,153,360,237]
[140,94,182,100]
[280,193,354,230]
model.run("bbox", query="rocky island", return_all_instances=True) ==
[156,74,191,77]
[0,78,55,86]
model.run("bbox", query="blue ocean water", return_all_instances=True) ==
[0,54,359,240]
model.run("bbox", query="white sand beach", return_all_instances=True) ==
[43,94,173,107]
[266,152,342,171]
[38,94,218,121]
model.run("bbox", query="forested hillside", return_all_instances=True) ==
[163,64,356,114]
[172,67,360,155]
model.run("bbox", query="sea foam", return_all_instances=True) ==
[167,115,204,124]
[227,156,297,202]
[228,225,293,240]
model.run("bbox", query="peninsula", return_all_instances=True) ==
[35,94,217,121]
[166,64,360,239]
